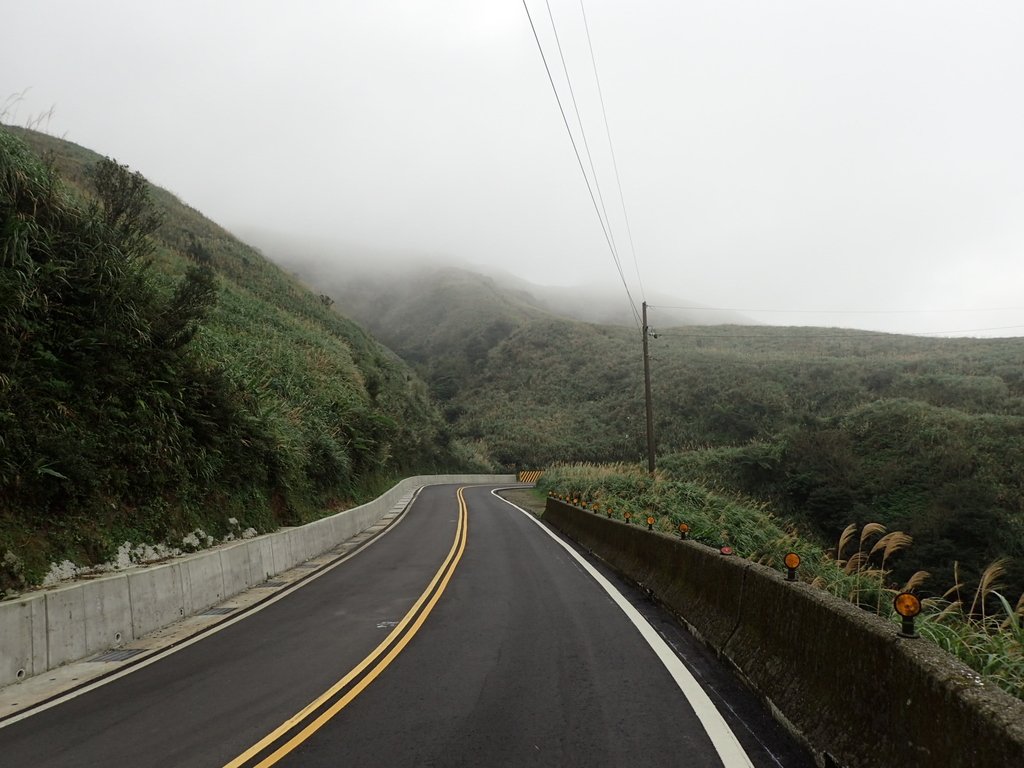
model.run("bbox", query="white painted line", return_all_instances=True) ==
[492,489,754,768]
[0,487,424,730]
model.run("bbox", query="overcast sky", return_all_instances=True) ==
[5,1,1023,336]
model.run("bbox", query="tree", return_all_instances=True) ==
[88,157,163,255]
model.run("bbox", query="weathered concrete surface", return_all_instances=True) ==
[128,563,186,638]
[270,529,296,576]
[544,497,1024,768]
[0,595,47,682]
[183,551,226,614]
[0,474,514,686]
[82,577,133,654]
[246,537,274,586]
[219,545,253,599]
[43,587,88,669]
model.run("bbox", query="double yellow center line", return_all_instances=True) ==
[224,487,470,768]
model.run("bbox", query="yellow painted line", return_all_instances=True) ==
[223,487,470,768]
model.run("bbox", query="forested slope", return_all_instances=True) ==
[317,269,1024,597]
[0,127,475,593]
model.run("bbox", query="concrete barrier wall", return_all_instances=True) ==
[0,474,512,685]
[544,498,1024,768]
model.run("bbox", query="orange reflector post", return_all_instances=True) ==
[894,592,922,638]
[720,546,733,556]
[646,515,655,530]
[784,552,801,581]
[894,592,921,618]
[624,511,632,524]
[677,523,689,540]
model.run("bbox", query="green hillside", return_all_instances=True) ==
[328,267,546,377]
[315,269,1024,599]
[5,119,1020,604]
[0,127,477,593]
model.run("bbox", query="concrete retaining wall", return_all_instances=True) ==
[0,474,512,686]
[544,498,1024,768]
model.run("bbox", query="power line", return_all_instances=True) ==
[542,1,621,269]
[649,304,1024,314]
[543,0,641,330]
[655,324,1024,339]
[915,324,1024,336]
[521,0,641,332]
[579,0,647,305]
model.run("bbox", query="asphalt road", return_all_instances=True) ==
[0,484,813,767]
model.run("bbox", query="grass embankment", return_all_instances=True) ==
[540,463,1024,700]
[0,127,480,594]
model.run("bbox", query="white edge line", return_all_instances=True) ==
[0,487,425,730]
[490,487,754,768]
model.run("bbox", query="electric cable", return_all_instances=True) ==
[521,0,642,332]
[580,0,647,305]
[543,0,638,326]
[648,304,1024,314]
[655,324,1024,339]
[543,0,621,266]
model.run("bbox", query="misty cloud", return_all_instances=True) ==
[5,0,1023,336]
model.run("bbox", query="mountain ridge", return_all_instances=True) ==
[237,227,753,329]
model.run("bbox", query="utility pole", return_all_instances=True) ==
[642,301,655,473]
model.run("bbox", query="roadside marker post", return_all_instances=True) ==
[784,552,801,582]
[894,592,922,639]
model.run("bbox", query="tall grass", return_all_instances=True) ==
[914,562,1024,695]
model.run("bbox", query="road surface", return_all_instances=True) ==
[0,484,812,767]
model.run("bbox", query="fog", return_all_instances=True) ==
[5,1,1024,336]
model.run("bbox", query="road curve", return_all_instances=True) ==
[0,484,812,767]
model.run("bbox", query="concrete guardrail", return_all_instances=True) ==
[544,497,1024,768]
[0,474,513,686]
